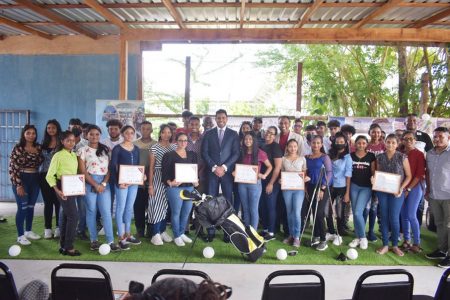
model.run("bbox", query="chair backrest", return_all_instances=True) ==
[352,269,414,300]
[0,261,19,300]
[151,269,211,284]
[434,268,450,300]
[51,263,114,300]
[261,269,325,300]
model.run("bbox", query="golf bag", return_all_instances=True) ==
[181,189,266,262]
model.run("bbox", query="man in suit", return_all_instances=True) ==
[201,109,240,240]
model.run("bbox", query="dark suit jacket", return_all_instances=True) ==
[201,127,240,172]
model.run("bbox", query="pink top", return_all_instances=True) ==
[242,149,268,170]
[367,143,385,156]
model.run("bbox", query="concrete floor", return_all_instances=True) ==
[0,202,446,299]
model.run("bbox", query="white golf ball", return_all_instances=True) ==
[276,249,288,260]
[99,243,111,256]
[203,246,214,259]
[9,245,21,257]
[346,248,358,260]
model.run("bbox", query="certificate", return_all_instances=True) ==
[118,165,145,185]
[61,175,85,196]
[175,163,198,183]
[372,171,402,195]
[234,164,258,184]
[281,172,305,190]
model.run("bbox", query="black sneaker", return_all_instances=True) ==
[426,249,447,260]
[316,241,328,251]
[119,240,130,250]
[437,256,450,268]
[126,236,141,245]
[368,232,378,242]
[109,243,121,252]
[90,241,100,251]
[264,234,275,242]
[311,237,320,247]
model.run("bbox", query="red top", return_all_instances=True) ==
[242,149,268,170]
[278,132,290,153]
[407,148,425,180]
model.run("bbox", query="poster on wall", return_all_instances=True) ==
[96,100,145,138]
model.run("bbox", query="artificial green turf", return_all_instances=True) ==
[0,216,438,266]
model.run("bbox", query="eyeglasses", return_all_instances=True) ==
[177,139,188,143]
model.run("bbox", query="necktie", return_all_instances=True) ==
[219,128,224,145]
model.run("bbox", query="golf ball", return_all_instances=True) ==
[9,245,21,257]
[276,249,288,260]
[203,246,214,259]
[99,244,111,256]
[346,248,358,260]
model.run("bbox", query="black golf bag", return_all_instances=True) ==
[181,190,265,262]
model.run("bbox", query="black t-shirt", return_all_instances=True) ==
[415,130,433,152]
[262,142,283,181]
[351,152,376,187]
[161,150,198,187]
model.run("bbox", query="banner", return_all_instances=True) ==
[96,100,145,138]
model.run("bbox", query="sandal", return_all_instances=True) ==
[376,246,389,255]
[64,249,82,256]
[392,247,404,257]
[410,245,422,254]
[400,241,411,250]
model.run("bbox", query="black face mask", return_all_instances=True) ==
[306,133,313,142]
[335,144,346,150]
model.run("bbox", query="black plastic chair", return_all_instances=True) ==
[0,261,19,300]
[414,268,450,300]
[151,269,211,284]
[261,270,325,300]
[351,269,414,300]
[51,263,114,300]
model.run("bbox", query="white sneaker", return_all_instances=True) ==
[24,231,41,240]
[53,227,60,238]
[161,231,173,243]
[44,229,53,239]
[151,234,163,246]
[325,233,336,242]
[98,227,105,236]
[181,234,192,243]
[174,237,185,247]
[17,235,31,245]
[359,238,368,250]
[332,235,343,246]
[349,238,360,248]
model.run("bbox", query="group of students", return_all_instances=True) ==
[8,110,450,268]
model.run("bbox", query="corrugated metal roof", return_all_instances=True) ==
[0,24,28,35]
[27,23,79,34]
[80,23,120,34]
[0,8,52,22]
[378,7,445,21]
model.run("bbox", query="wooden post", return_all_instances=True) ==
[185,56,191,110]
[119,38,128,100]
[296,62,303,112]
[137,44,143,101]
[420,72,430,116]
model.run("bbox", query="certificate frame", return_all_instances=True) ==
[281,171,305,190]
[234,164,259,184]
[118,165,145,185]
[372,171,402,195]
[61,174,86,196]
[175,163,198,183]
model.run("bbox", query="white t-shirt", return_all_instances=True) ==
[77,145,109,175]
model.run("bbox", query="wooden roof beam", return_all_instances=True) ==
[14,0,97,39]
[83,0,126,29]
[295,0,325,28]
[353,0,403,29]
[0,15,52,39]
[408,8,450,28]
[161,0,186,29]
[240,0,246,29]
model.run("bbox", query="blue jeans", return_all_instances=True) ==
[84,175,114,243]
[76,196,86,233]
[401,184,423,245]
[12,172,40,237]
[152,219,167,236]
[233,182,241,214]
[167,186,193,238]
[282,190,305,238]
[363,194,378,238]
[260,180,280,233]
[115,184,138,237]
[350,183,372,239]
[238,181,262,229]
[377,191,405,247]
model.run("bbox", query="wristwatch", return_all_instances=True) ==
[101,182,107,187]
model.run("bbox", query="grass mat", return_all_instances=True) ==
[0,216,437,266]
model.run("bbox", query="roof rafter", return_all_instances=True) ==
[353,0,404,29]
[408,8,450,28]
[295,0,325,28]
[13,0,97,39]
[83,0,127,29]
[0,15,52,39]
[160,0,186,29]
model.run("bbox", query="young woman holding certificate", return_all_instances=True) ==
[281,139,307,248]
[9,125,44,245]
[162,132,198,247]
[236,132,272,230]
[110,125,141,249]
[400,131,426,253]
[78,125,123,252]
[375,134,412,256]
[46,130,81,256]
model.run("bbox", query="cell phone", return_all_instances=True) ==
[288,250,298,256]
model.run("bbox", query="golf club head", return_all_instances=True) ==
[332,236,343,246]
[336,252,348,261]
[180,189,202,201]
